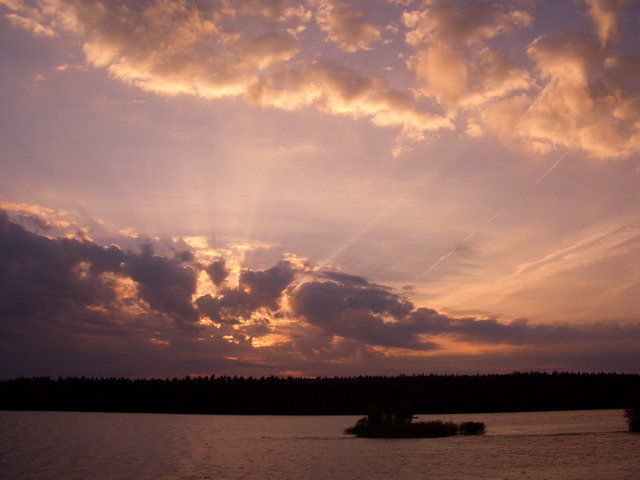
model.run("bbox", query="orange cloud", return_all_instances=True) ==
[0,198,74,231]
[314,0,381,52]
[4,12,56,36]
[248,61,452,134]
[477,32,640,159]
[2,0,450,138]
[586,0,624,48]
[403,0,532,110]
[3,0,639,159]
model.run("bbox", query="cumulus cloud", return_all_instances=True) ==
[3,0,309,98]
[4,12,55,36]
[314,0,381,52]
[0,198,72,231]
[75,0,304,97]
[288,276,421,349]
[477,30,640,158]
[206,258,229,286]
[399,0,640,159]
[0,0,450,137]
[403,0,532,110]
[247,60,452,135]
[586,0,624,48]
[0,212,198,331]
[3,0,638,158]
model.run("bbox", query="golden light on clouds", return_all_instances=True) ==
[3,0,638,158]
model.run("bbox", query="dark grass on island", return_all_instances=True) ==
[345,418,486,438]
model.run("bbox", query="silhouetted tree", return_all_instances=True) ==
[624,407,639,432]
[1,373,639,415]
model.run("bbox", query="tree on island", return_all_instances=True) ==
[366,397,414,427]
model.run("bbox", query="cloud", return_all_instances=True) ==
[403,1,531,47]
[4,12,56,36]
[382,0,415,6]
[586,0,624,48]
[0,0,310,98]
[206,258,229,286]
[2,210,640,376]
[239,261,297,310]
[122,244,200,329]
[0,0,448,138]
[520,33,640,158]
[403,0,532,110]
[0,198,72,231]
[4,0,638,158]
[314,0,381,52]
[288,277,419,349]
[477,30,640,159]
[76,0,304,98]
[399,0,640,159]
[247,60,452,135]
[0,211,199,332]
[288,265,640,350]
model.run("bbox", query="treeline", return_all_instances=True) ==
[1,372,638,415]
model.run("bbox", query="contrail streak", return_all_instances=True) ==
[419,213,500,278]
[418,153,567,279]
[531,152,566,188]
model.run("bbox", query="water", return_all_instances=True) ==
[1,409,637,479]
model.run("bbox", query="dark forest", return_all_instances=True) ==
[1,372,638,415]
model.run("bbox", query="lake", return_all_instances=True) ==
[1,409,637,479]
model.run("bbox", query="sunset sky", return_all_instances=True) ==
[1,0,640,378]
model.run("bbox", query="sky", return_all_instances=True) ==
[1,0,639,379]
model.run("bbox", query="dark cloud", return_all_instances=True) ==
[0,212,198,330]
[206,259,229,285]
[2,211,640,378]
[319,270,375,287]
[194,294,224,323]
[289,277,425,349]
[239,260,296,310]
[123,244,199,328]
[0,212,119,319]
[239,317,272,338]
[291,274,640,351]
[15,212,54,231]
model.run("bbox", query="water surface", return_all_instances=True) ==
[1,409,637,479]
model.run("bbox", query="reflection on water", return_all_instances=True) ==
[1,409,637,480]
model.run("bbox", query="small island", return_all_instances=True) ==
[344,400,486,438]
